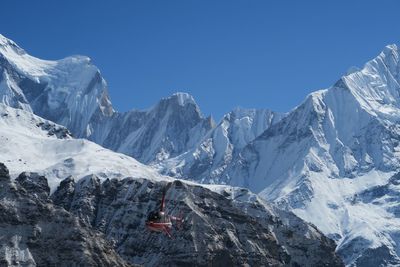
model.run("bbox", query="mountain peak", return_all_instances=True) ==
[0,34,17,47]
[0,33,27,57]
[155,92,202,114]
[169,92,197,106]
[382,43,398,55]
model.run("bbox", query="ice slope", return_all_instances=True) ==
[155,107,283,183]
[223,44,400,266]
[0,34,213,164]
[0,103,167,191]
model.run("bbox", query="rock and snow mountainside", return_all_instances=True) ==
[0,33,282,175]
[0,163,343,267]
[0,163,130,267]
[0,104,343,266]
[95,93,214,163]
[0,34,213,164]
[0,35,114,135]
[218,44,400,266]
[2,32,399,266]
[156,108,283,183]
[50,174,342,266]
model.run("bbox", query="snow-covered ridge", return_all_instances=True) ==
[0,34,114,143]
[218,43,400,266]
[0,35,56,77]
[0,103,167,191]
[0,33,94,80]
[342,44,400,120]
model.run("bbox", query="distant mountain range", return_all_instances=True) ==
[1,33,399,266]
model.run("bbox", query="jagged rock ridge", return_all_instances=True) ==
[0,163,130,267]
[51,173,343,266]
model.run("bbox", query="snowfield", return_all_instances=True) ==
[0,103,169,192]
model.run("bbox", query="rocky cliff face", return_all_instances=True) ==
[0,163,130,267]
[51,174,343,267]
[0,158,343,266]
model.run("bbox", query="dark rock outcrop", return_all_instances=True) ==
[0,164,130,267]
[53,175,344,267]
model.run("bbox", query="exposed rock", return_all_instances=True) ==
[51,176,76,211]
[53,176,343,266]
[0,165,131,267]
[16,172,50,199]
[0,163,9,179]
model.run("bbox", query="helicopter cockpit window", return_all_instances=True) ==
[147,211,159,221]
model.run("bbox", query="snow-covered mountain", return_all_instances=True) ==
[0,33,283,172]
[0,34,213,164]
[156,107,283,183]
[95,92,214,163]
[0,34,114,134]
[2,32,400,265]
[0,102,343,266]
[217,44,400,266]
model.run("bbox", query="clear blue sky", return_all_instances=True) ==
[2,1,400,120]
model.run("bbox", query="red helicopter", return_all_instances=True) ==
[145,184,184,238]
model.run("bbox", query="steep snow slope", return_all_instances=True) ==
[223,44,400,266]
[0,34,213,164]
[0,103,167,191]
[156,108,283,183]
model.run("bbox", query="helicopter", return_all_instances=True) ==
[145,183,184,238]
